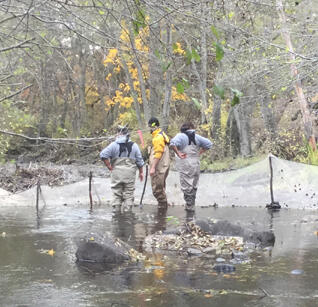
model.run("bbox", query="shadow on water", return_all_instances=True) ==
[0,203,318,306]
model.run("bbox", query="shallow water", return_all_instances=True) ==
[0,204,318,307]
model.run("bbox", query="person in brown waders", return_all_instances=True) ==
[148,117,170,209]
[170,122,212,212]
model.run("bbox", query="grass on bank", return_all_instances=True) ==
[200,154,267,173]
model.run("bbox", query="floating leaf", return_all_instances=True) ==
[47,249,55,256]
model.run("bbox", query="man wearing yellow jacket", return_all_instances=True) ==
[148,117,170,209]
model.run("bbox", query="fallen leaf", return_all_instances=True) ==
[47,249,55,256]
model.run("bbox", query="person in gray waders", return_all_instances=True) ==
[170,122,212,212]
[100,125,144,212]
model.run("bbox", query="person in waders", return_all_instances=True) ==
[100,125,144,212]
[170,122,212,212]
[148,117,170,209]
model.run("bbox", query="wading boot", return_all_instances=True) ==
[185,203,195,212]
[158,202,168,209]
[112,205,121,213]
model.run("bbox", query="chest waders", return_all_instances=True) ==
[110,142,138,212]
[149,132,170,208]
[176,132,200,211]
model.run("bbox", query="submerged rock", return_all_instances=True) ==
[291,269,304,275]
[213,263,236,273]
[75,233,143,264]
[202,220,275,247]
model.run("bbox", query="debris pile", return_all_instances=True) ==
[144,222,245,257]
[0,165,64,192]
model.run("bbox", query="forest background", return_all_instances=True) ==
[1,0,318,171]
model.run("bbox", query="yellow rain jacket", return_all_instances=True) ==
[151,128,170,159]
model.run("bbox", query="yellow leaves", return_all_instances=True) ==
[89,237,94,241]
[133,80,140,90]
[173,42,185,55]
[39,248,55,256]
[85,85,100,106]
[112,91,134,108]
[135,37,149,52]
[119,83,130,92]
[105,73,112,81]
[130,67,138,80]
[114,65,121,73]
[172,86,188,101]
[104,48,118,65]
[201,123,211,132]
[47,249,55,256]
[105,97,115,107]
[122,96,134,108]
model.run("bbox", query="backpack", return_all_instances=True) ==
[159,130,170,145]
[119,141,134,157]
[183,130,196,145]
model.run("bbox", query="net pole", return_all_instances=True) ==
[269,156,274,203]
[36,180,40,217]
[89,171,93,211]
[266,156,281,209]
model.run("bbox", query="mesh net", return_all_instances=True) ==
[1,155,318,209]
[192,154,318,209]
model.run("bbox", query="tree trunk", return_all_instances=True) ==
[148,16,162,118]
[119,51,144,129]
[260,97,277,141]
[211,96,222,141]
[225,108,240,157]
[233,102,252,157]
[162,22,172,132]
[276,0,316,150]
[128,24,151,125]
[200,0,208,124]
[38,61,49,137]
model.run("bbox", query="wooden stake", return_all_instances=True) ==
[89,171,93,211]
[36,180,40,217]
